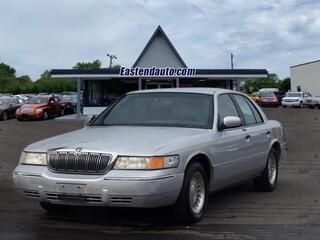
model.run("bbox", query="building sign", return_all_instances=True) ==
[120,67,196,77]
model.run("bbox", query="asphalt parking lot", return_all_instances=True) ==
[0,108,320,240]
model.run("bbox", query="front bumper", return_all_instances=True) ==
[260,101,279,107]
[13,165,184,208]
[281,101,300,107]
[16,112,43,120]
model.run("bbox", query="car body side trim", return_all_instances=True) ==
[104,175,175,181]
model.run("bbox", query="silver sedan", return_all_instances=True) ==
[13,88,287,223]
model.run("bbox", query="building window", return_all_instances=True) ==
[84,79,138,107]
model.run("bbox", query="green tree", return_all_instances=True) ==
[243,73,281,93]
[0,62,16,77]
[30,70,77,94]
[73,59,101,69]
[279,77,291,92]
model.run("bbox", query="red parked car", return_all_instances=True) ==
[16,95,64,120]
[257,92,280,107]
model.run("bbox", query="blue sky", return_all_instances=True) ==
[0,0,319,80]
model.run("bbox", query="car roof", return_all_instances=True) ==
[128,87,238,95]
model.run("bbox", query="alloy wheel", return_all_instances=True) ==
[268,152,277,185]
[189,172,205,214]
[2,111,8,121]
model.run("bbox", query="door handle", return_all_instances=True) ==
[265,130,271,135]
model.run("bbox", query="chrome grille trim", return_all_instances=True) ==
[47,150,112,174]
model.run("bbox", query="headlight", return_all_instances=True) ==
[35,108,43,113]
[114,155,179,170]
[19,152,47,165]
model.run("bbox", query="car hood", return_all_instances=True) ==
[21,104,48,109]
[25,126,209,156]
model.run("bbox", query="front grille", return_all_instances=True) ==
[110,196,133,204]
[24,190,40,199]
[46,193,103,203]
[20,108,33,113]
[48,151,111,174]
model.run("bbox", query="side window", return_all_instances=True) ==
[232,94,256,125]
[245,97,263,123]
[218,94,240,121]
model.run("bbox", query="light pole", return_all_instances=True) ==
[230,53,234,69]
[107,53,117,68]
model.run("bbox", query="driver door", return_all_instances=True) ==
[211,94,249,190]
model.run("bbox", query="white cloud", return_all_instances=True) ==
[0,0,319,80]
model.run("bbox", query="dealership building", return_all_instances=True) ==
[290,60,320,96]
[51,26,268,116]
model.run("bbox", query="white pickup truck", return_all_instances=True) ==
[304,95,320,109]
[281,91,315,108]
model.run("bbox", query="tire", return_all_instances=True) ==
[43,111,49,120]
[174,162,208,223]
[308,106,315,109]
[282,105,287,108]
[1,111,8,121]
[300,101,304,108]
[39,202,69,214]
[253,149,278,192]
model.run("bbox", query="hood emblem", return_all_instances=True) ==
[75,147,83,153]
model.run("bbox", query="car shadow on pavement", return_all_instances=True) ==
[39,181,255,228]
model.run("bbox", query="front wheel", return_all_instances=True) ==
[1,111,8,121]
[300,101,304,108]
[174,162,208,223]
[253,149,278,192]
[43,111,49,120]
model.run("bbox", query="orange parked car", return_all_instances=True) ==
[16,95,64,121]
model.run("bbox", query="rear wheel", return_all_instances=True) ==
[174,162,208,223]
[253,149,278,192]
[1,111,8,121]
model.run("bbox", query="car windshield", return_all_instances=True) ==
[286,92,302,97]
[274,92,285,96]
[62,95,77,102]
[27,97,48,104]
[260,92,275,97]
[91,93,213,129]
[0,98,10,105]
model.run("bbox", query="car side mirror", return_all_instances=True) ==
[219,116,242,130]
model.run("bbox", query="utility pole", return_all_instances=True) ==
[230,53,234,69]
[107,53,117,68]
